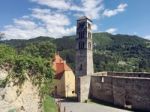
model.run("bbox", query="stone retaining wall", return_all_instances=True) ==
[90,75,150,111]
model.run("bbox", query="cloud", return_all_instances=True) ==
[3,18,47,39]
[30,0,71,10]
[92,24,98,31]
[1,1,127,39]
[2,8,76,39]
[2,0,104,39]
[144,35,150,40]
[80,0,104,19]
[106,28,117,34]
[30,0,104,19]
[13,19,38,29]
[103,3,128,17]
[31,8,70,26]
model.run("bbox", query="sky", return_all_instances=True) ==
[0,0,150,40]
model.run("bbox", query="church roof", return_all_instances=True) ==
[52,54,72,79]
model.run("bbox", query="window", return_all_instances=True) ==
[79,31,85,39]
[88,42,91,49]
[88,32,91,39]
[72,91,75,94]
[88,23,91,29]
[79,22,85,29]
[79,42,85,49]
[79,64,82,71]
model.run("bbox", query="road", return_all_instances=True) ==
[59,101,133,112]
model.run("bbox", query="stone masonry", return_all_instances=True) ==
[90,73,150,111]
[75,16,150,111]
[75,16,93,102]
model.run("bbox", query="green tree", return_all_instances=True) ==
[22,41,56,60]
[0,44,16,66]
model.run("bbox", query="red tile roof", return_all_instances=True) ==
[52,54,72,79]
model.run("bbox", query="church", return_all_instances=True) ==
[52,54,76,97]
[75,16,150,111]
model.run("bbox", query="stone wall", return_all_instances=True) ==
[90,75,150,111]
[77,76,91,102]
[108,72,150,78]
[94,72,150,78]
[113,77,150,111]
[90,76,114,103]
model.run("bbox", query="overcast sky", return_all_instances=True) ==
[0,0,150,40]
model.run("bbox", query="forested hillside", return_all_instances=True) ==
[1,32,150,72]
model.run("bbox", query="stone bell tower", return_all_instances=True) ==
[75,16,94,76]
[75,16,94,102]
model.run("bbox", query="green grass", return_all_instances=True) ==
[43,95,58,112]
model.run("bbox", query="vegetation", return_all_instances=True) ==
[0,41,56,111]
[1,32,150,72]
[43,95,58,112]
[56,33,150,72]
[0,32,150,112]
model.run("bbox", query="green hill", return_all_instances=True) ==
[1,32,150,72]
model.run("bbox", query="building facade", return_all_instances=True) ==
[75,16,150,111]
[53,54,76,97]
[75,16,94,102]
[75,16,94,76]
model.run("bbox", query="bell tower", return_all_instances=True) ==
[75,16,94,76]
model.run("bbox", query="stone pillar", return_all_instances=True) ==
[77,76,91,102]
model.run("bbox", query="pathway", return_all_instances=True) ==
[58,100,133,112]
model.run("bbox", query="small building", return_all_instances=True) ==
[52,54,76,97]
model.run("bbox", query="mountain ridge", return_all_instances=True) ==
[1,32,150,72]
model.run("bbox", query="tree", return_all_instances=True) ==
[22,41,56,60]
[0,44,16,66]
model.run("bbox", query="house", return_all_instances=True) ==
[52,54,76,97]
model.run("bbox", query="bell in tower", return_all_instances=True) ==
[75,16,94,77]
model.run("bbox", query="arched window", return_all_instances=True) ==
[82,31,85,38]
[88,32,91,39]
[78,31,85,39]
[79,42,85,49]
[79,64,82,71]
[88,23,91,30]
[82,42,84,49]
[88,42,91,49]
[79,32,81,39]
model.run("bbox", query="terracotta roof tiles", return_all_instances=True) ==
[52,54,72,79]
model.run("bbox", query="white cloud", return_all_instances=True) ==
[13,19,37,29]
[31,8,70,26]
[30,0,71,10]
[2,8,76,39]
[144,35,150,40]
[92,24,98,31]
[103,3,128,17]
[2,19,48,39]
[80,0,104,19]
[1,1,128,39]
[106,28,117,34]
[30,0,104,19]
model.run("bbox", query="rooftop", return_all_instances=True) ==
[52,54,72,79]
[77,16,92,22]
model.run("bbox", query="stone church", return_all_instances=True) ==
[75,16,150,111]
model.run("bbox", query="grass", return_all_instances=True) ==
[43,95,58,112]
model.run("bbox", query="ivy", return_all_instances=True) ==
[0,43,55,97]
